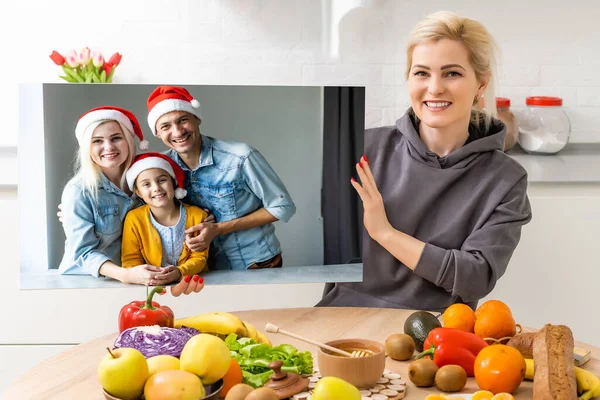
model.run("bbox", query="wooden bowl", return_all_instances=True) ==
[317,338,385,389]
[102,379,223,400]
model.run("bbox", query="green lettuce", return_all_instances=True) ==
[225,333,314,388]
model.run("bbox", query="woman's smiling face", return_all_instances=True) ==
[89,121,129,171]
[408,38,486,131]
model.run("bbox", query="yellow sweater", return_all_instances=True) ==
[121,203,209,277]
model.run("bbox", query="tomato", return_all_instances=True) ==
[474,344,526,394]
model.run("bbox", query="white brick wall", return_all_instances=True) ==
[3,0,598,143]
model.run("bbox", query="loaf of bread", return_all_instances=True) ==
[507,332,536,358]
[532,324,577,400]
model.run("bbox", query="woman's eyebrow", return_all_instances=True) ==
[411,64,466,70]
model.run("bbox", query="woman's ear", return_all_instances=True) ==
[478,75,490,97]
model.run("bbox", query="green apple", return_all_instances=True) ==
[98,347,149,400]
[180,333,231,384]
[311,376,361,400]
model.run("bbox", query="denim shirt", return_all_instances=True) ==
[58,173,138,277]
[165,135,296,270]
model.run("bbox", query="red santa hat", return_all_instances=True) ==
[126,152,188,199]
[147,86,202,136]
[75,106,149,150]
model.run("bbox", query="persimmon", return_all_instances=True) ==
[474,344,526,394]
[442,303,476,332]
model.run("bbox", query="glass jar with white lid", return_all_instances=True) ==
[517,96,570,154]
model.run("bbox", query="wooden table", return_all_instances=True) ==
[6,307,600,399]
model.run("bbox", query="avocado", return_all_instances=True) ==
[403,311,442,352]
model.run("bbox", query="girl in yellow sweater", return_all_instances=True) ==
[121,152,209,286]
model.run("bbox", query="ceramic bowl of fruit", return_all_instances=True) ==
[317,338,385,389]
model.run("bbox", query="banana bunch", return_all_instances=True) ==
[174,312,272,346]
[524,358,600,399]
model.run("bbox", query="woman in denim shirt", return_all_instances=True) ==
[58,107,206,295]
[57,106,168,285]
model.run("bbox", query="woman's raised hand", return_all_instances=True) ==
[170,274,205,297]
[351,155,394,244]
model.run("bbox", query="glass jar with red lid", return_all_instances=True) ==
[495,97,518,152]
[517,96,570,154]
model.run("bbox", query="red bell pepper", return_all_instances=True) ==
[118,286,175,333]
[415,327,488,376]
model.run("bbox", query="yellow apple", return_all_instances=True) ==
[97,347,149,400]
[180,333,231,384]
[311,376,361,400]
[147,355,180,377]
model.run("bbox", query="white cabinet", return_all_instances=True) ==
[484,183,600,347]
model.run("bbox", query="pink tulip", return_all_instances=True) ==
[77,47,91,65]
[49,50,65,65]
[91,51,104,68]
[65,50,79,68]
[108,52,122,66]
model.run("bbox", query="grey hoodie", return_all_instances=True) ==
[317,109,532,312]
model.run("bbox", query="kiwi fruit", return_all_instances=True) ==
[244,387,280,400]
[225,383,255,400]
[435,365,467,392]
[408,358,439,387]
[385,333,416,361]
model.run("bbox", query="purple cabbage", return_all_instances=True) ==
[113,325,199,358]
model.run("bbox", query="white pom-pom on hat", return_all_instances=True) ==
[139,140,150,151]
[191,98,200,108]
[175,187,188,199]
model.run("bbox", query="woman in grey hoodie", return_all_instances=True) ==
[318,11,532,313]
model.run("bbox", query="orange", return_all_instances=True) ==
[474,310,517,341]
[475,300,512,319]
[219,358,243,397]
[491,394,515,400]
[474,344,526,394]
[472,390,495,400]
[442,303,476,332]
[424,395,449,400]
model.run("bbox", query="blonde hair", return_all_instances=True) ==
[72,120,136,202]
[405,11,500,131]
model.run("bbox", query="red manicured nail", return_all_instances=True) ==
[351,177,356,183]
[198,277,204,284]
[358,161,363,168]
[185,275,192,283]
[364,155,369,163]
[193,275,200,282]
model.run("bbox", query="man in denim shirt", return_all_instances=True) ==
[146,86,296,270]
